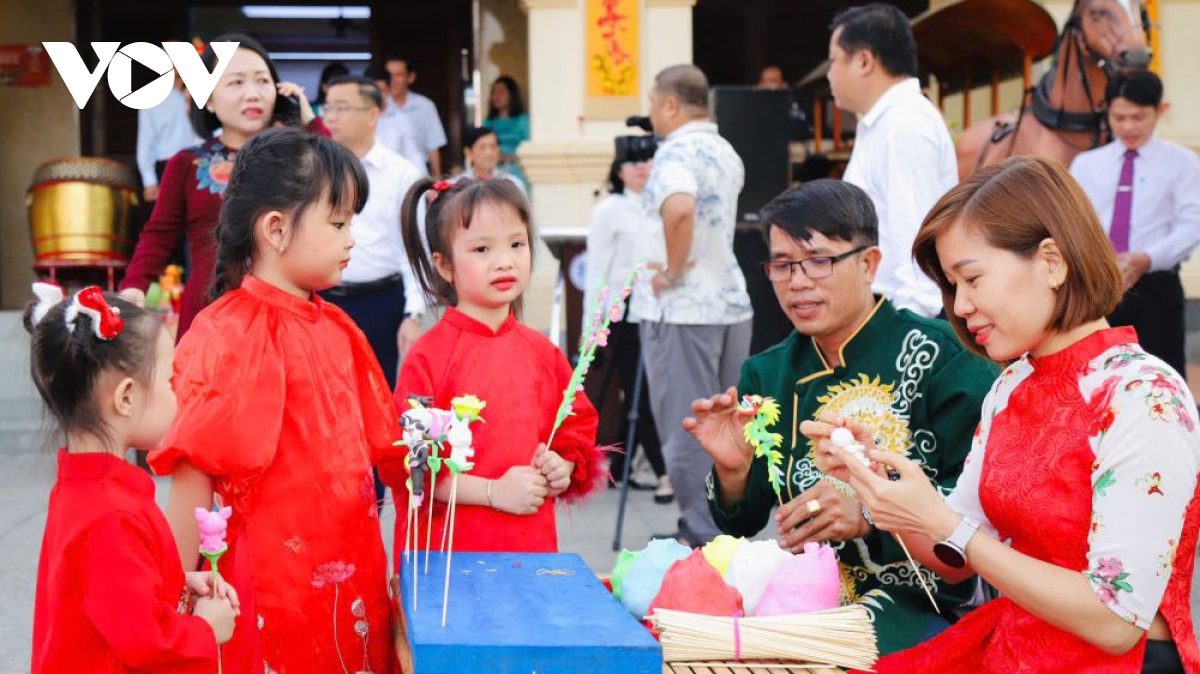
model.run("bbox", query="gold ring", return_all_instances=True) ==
[805,499,822,514]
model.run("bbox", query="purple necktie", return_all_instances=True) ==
[1109,149,1138,254]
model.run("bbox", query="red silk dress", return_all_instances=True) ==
[387,307,600,564]
[150,275,401,674]
[874,328,1200,673]
[32,452,218,674]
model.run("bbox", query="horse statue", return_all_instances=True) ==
[955,0,1152,179]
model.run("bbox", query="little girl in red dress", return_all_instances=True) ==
[29,284,238,673]
[386,177,600,560]
[150,129,400,673]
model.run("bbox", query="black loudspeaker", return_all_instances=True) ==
[711,86,791,224]
[713,86,795,355]
[735,225,796,355]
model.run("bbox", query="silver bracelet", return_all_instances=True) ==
[861,504,876,530]
[486,479,495,509]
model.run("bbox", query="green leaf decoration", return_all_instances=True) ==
[739,395,786,500]
[446,458,473,475]
[1095,468,1116,497]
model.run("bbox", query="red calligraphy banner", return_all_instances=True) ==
[0,44,52,87]
[585,0,639,118]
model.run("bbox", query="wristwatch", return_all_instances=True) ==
[932,515,980,569]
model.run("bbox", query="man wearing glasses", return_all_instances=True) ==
[687,180,997,654]
[320,75,427,506]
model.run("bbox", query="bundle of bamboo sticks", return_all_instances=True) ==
[650,605,878,671]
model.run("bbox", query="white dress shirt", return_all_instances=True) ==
[843,78,957,317]
[629,120,753,326]
[584,191,654,327]
[136,87,201,187]
[377,93,448,173]
[1070,136,1200,272]
[344,142,426,315]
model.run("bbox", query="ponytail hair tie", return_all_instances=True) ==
[64,287,124,340]
[426,180,454,205]
[30,282,65,326]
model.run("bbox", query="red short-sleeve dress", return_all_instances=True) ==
[150,275,401,674]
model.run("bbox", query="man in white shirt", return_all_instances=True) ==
[630,64,754,546]
[136,65,201,202]
[1071,71,1200,379]
[827,3,957,318]
[322,75,427,507]
[321,75,426,382]
[377,55,448,176]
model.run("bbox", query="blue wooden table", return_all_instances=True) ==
[401,552,662,674]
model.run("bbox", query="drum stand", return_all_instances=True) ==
[34,259,123,291]
[611,356,645,551]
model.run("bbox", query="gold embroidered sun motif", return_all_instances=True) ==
[812,374,911,456]
[838,562,859,603]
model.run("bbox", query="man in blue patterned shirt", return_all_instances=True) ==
[629,64,754,546]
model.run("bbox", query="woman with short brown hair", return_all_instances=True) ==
[810,156,1200,673]
[914,154,1124,358]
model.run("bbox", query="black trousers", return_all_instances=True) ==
[1109,269,1187,381]
[1142,639,1184,674]
[319,277,407,389]
[319,276,407,506]
[599,320,666,480]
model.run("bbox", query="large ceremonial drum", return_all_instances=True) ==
[27,158,139,264]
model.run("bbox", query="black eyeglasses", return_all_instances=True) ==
[760,246,869,282]
[324,104,374,115]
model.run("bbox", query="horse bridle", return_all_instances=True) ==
[977,0,1149,170]
[1029,20,1105,145]
[1029,0,1152,147]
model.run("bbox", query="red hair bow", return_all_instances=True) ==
[65,286,124,340]
[432,181,453,192]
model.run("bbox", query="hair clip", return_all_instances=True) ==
[30,281,65,326]
[64,287,124,340]
[427,180,454,206]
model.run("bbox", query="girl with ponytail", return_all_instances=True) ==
[148,128,402,673]
[27,284,238,672]
[384,176,601,560]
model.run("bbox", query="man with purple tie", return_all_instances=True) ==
[1071,71,1200,379]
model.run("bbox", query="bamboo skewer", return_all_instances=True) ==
[440,475,460,627]
[424,488,436,574]
[891,533,939,614]
[650,606,878,671]
[403,500,412,563]
[667,662,844,671]
[410,505,419,609]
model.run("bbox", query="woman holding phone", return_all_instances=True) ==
[120,33,329,339]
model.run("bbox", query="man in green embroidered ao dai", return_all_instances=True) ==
[687,180,998,653]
